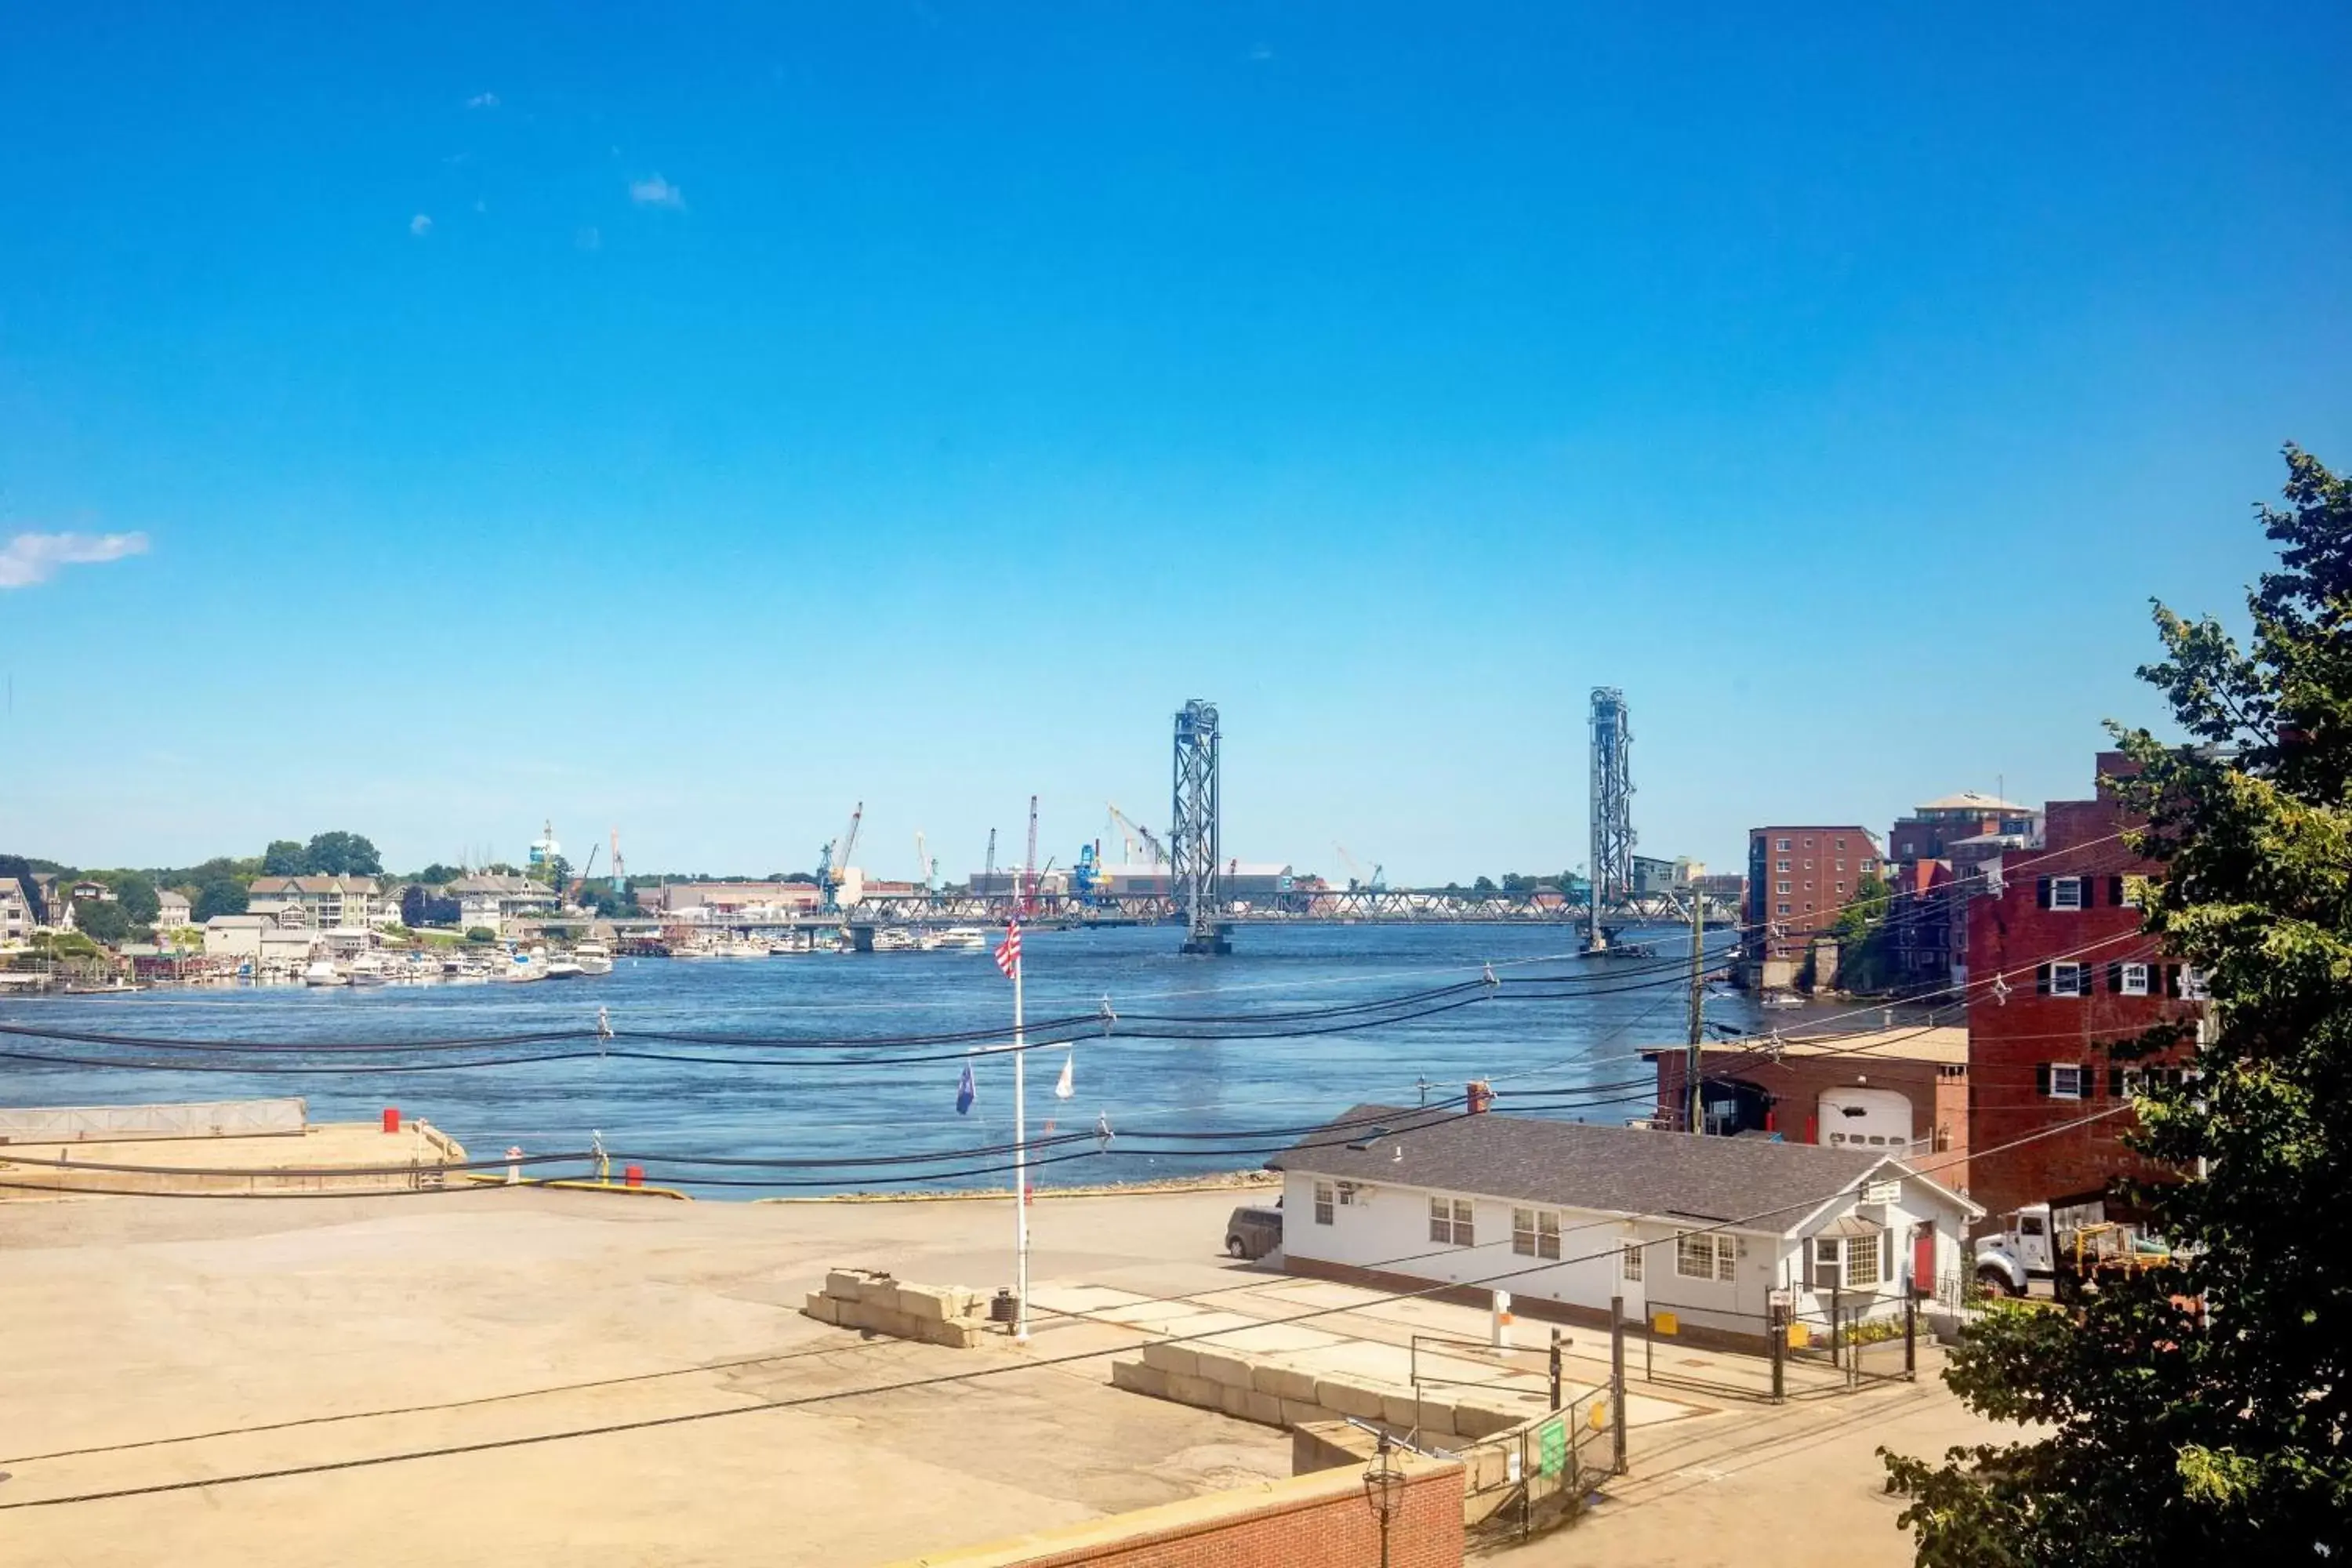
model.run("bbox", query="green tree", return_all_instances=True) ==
[1885,447,2352,1562]
[73,898,131,945]
[414,863,463,887]
[108,872,162,926]
[192,879,249,921]
[304,831,382,877]
[261,840,307,876]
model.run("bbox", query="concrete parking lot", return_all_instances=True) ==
[0,1184,1998,1566]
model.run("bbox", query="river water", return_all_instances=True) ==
[3,924,1780,1195]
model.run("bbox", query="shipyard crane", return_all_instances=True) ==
[818,800,864,913]
[1106,801,1167,866]
[564,844,601,903]
[1021,795,1041,915]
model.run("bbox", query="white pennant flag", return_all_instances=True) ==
[1054,1050,1074,1100]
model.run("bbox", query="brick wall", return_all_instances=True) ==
[1965,762,2199,1221]
[877,1452,1463,1568]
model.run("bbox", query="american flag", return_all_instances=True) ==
[993,921,1022,981]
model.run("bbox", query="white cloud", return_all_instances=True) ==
[466,92,500,109]
[410,213,434,237]
[0,532,151,590]
[629,173,685,209]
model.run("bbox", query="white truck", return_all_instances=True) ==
[1976,1200,2172,1301]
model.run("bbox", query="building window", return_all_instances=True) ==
[1835,837,1848,849]
[1777,903,1791,916]
[2043,1063,2085,1100]
[1803,860,1813,870]
[1430,1196,1475,1247]
[1803,838,1815,848]
[1835,882,1846,894]
[1621,1241,1642,1282]
[1860,858,1875,873]
[1513,1208,1561,1260]
[1777,859,1790,873]
[1675,1232,1736,1282]
[1812,1236,1841,1289]
[2183,967,2210,1001]
[2040,962,2085,997]
[2047,877,2085,911]
[2118,962,2150,996]
[1776,837,1791,851]
[1846,1232,1884,1288]
[1777,880,1791,895]
[1834,859,1845,873]
[1314,1181,1334,1225]
[2115,876,2144,909]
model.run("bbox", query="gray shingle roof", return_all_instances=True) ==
[1269,1104,1890,1231]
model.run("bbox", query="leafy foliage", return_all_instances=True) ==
[192,878,249,922]
[1884,446,2352,1562]
[72,898,130,944]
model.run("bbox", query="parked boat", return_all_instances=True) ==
[927,926,988,952]
[347,956,390,987]
[544,956,585,980]
[573,941,615,976]
[302,960,347,987]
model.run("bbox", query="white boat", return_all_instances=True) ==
[766,935,811,956]
[929,927,988,952]
[873,927,917,953]
[302,960,347,987]
[500,949,546,983]
[573,942,615,976]
[347,956,390,987]
[544,956,585,980]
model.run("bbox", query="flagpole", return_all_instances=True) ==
[1011,928,1029,1342]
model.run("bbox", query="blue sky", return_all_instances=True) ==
[2,4,2347,882]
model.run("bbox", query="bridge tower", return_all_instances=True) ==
[1171,699,1230,955]
[1587,688,1635,952]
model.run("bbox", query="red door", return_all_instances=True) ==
[1912,1224,1936,1296]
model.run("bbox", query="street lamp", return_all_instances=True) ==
[1362,1432,1406,1568]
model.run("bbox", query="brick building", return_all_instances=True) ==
[1644,1025,1969,1168]
[1964,754,2201,1223]
[1883,793,2038,994]
[1742,825,1883,991]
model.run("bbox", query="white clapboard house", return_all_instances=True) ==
[1269,1103,1982,1345]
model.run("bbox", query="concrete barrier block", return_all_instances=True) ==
[1280,1399,1331,1428]
[1453,1403,1522,1439]
[1242,1389,1285,1426]
[824,1269,870,1301]
[801,1292,840,1325]
[922,1319,978,1348]
[1217,1383,1256,1420]
[1142,1342,1200,1378]
[1112,1360,1171,1399]
[1314,1379,1388,1421]
[1167,1374,1222,1409]
[1250,1364,1319,1402]
[896,1286,953,1323]
[1380,1391,1435,1428]
[1196,1350,1254,1389]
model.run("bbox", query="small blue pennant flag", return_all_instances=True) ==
[956,1062,976,1116]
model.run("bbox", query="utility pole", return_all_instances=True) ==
[1685,882,1705,1134]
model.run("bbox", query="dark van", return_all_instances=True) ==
[1225,1204,1283,1260]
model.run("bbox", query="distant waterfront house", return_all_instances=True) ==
[154,889,194,929]
[1271,1103,1981,1348]
[246,876,386,930]
[1,880,33,942]
[448,874,556,935]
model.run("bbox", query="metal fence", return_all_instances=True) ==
[1629,1290,1923,1404]
[1460,1383,1619,1544]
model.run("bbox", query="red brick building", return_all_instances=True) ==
[1742,825,1883,990]
[1885,793,2038,994]
[1645,1025,1969,1163]
[1964,754,2201,1223]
